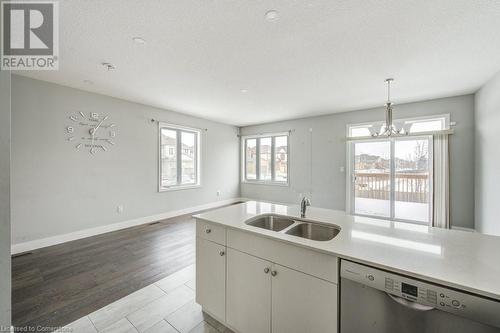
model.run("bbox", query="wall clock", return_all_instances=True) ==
[66,111,117,154]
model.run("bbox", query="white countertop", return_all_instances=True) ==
[193,201,500,301]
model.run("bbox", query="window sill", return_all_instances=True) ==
[241,181,289,187]
[159,184,201,192]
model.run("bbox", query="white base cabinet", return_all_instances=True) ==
[226,248,272,333]
[196,237,226,322]
[196,221,339,333]
[272,263,338,333]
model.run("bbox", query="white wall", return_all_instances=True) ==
[241,95,475,229]
[11,76,240,246]
[0,70,11,327]
[475,71,500,236]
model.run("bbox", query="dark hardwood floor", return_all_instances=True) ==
[11,212,202,331]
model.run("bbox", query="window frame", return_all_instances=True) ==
[158,122,201,192]
[346,114,451,139]
[345,114,447,225]
[346,135,434,225]
[241,132,289,186]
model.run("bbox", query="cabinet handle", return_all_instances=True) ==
[271,270,277,277]
[205,228,212,234]
[264,267,270,274]
[219,250,225,256]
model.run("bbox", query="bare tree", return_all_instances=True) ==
[414,141,428,161]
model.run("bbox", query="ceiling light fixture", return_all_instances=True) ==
[240,89,249,93]
[132,36,146,44]
[101,62,116,71]
[265,10,279,22]
[370,78,411,137]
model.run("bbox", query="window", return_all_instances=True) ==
[349,136,432,224]
[347,115,450,138]
[243,134,288,184]
[159,123,200,191]
[245,139,257,180]
[345,115,449,225]
[346,116,446,224]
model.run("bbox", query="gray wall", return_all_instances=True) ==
[241,95,475,229]
[0,70,11,327]
[11,76,240,245]
[475,71,500,236]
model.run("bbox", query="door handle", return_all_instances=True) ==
[219,250,225,256]
[264,267,270,274]
[271,270,277,277]
[386,293,434,312]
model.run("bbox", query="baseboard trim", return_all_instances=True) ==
[451,226,476,232]
[11,197,246,255]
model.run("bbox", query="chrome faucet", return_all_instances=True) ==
[300,196,311,218]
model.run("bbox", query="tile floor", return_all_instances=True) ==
[57,265,233,333]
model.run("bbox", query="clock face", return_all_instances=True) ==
[66,111,117,154]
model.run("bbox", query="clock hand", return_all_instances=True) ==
[92,116,108,135]
[90,132,95,154]
[89,116,107,155]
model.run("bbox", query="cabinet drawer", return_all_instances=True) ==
[196,220,226,245]
[227,228,338,283]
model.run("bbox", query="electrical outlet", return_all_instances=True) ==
[117,205,124,214]
[216,190,221,197]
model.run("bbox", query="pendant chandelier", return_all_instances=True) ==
[370,78,411,137]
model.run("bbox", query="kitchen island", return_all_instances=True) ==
[193,201,500,333]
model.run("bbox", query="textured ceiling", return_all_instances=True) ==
[17,0,500,126]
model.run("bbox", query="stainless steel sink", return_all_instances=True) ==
[246,215,295,231]
[285,222,340,241]
[245,214,341,241]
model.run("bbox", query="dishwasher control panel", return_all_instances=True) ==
[384,277,443,306]
[340,260,500,329]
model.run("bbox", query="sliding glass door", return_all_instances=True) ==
[353,141,391,218]
[394,138,432,223]
[352,136,432,224]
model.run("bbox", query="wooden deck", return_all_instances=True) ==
[355,172,430,203]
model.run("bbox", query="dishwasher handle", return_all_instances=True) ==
[386,293,435,312]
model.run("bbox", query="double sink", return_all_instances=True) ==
[245,214,340,241]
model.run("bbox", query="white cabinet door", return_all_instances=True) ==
[196,238,226,321]
[271,264,338,333]
[226,248,272,333]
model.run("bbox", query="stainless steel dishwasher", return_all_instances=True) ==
[340,259,500,333]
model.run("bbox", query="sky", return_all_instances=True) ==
[355,139,429,161]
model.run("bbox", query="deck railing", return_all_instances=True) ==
[355,172,429,203]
